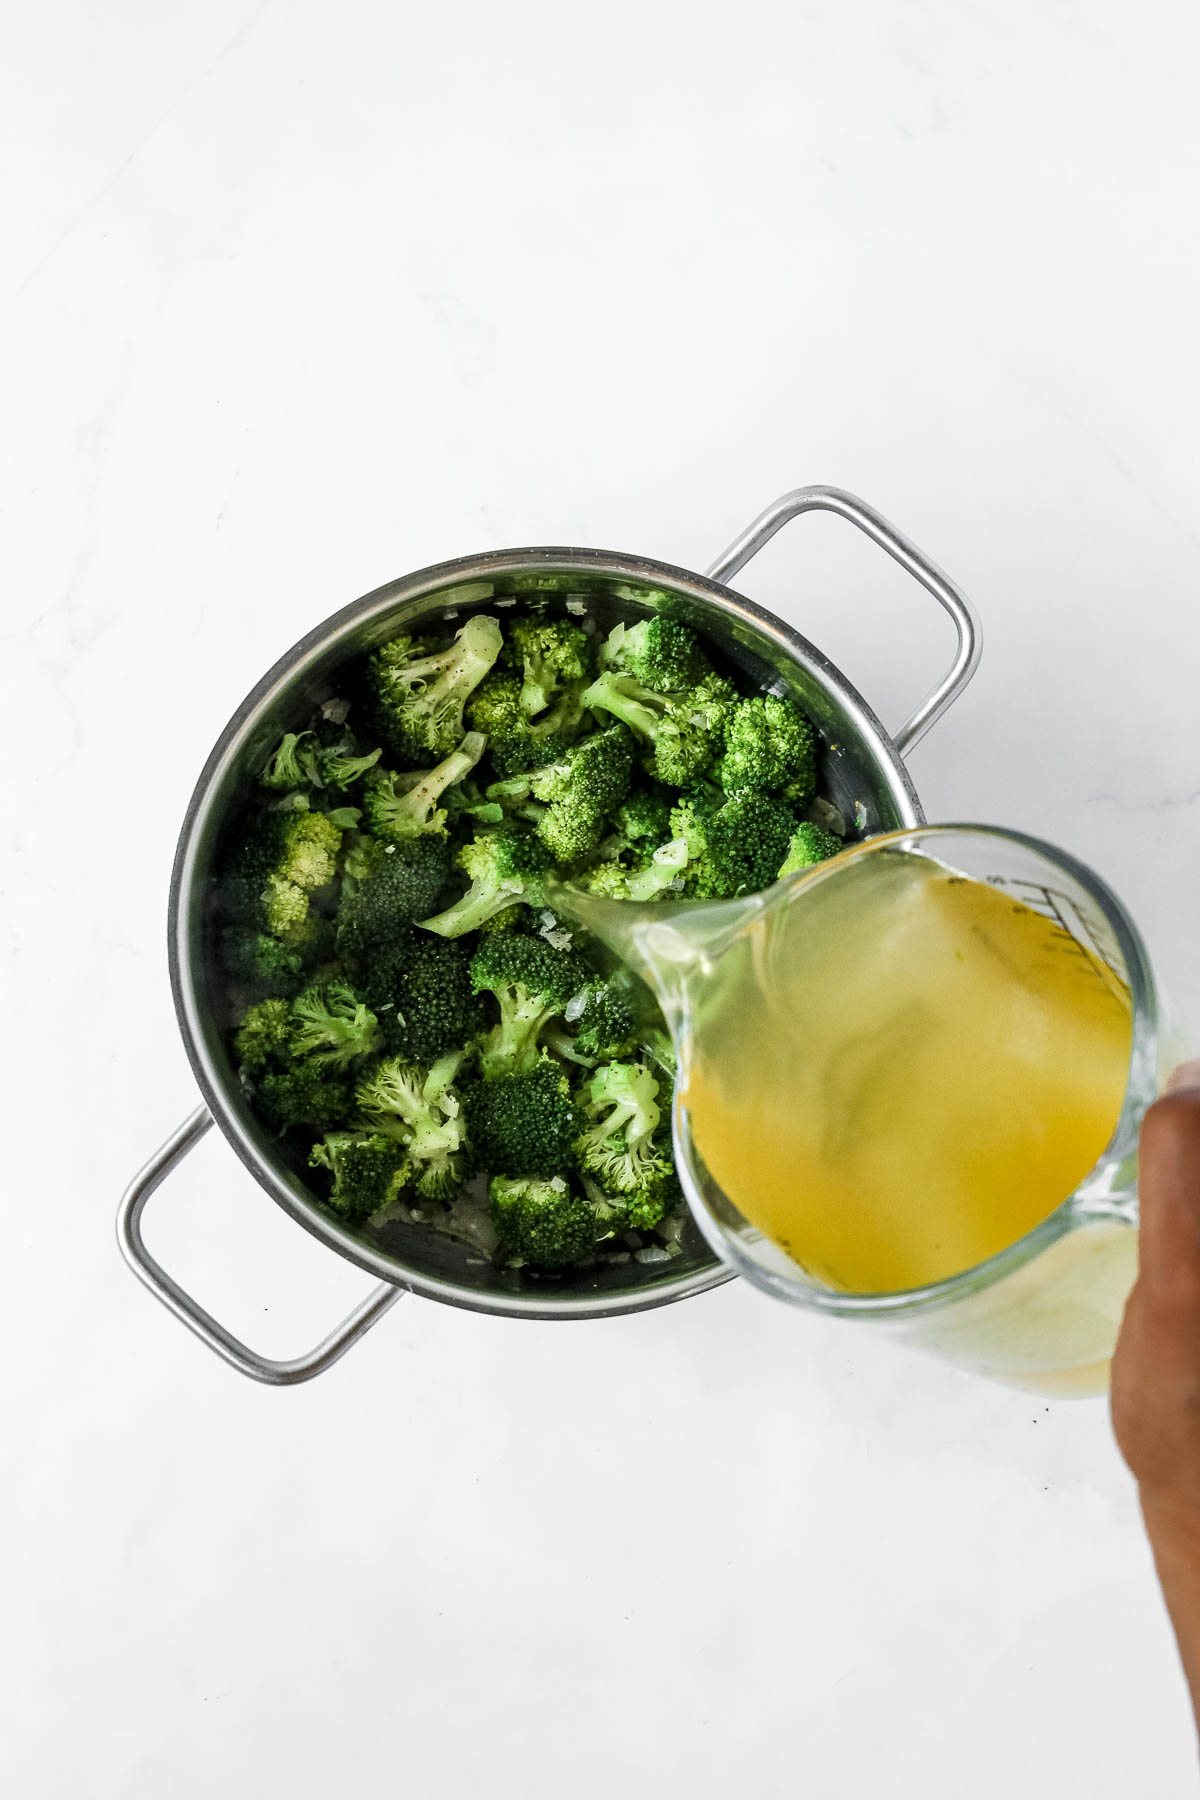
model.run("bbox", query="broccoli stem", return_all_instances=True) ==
[582,672,663,742]
[420,879,524,938]
[379,733,486,837]
[626,838,689,901]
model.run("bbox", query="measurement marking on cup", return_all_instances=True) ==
[995,877,1130,1005]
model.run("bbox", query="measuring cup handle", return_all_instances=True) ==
[1079,1192,1139,1227]
[706,485,982,756]
[117,1106,406,1385]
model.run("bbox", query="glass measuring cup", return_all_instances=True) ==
[559,826,1187,1396]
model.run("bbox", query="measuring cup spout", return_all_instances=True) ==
[548,881,766,1026]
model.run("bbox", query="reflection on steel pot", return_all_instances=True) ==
[117,486,981,1382]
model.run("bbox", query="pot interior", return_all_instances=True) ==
[173,550,922,1318]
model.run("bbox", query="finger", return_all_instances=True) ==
[1137,1090,1200,1299]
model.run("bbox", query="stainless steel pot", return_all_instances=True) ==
[117,486,981,1383]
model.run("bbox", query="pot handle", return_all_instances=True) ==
[706,485,982,756]
[117,1107,406,1385]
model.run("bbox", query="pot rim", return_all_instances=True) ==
[168,543,925,1319]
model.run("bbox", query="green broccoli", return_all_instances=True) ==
[575,1061,675,1229]
[469,932,589,1078]
[611,787,674,849]
[719,695,818,806]
[501,617,595,717]
[260,728,383,794]
[234,997,294,1071]
[466,1059,583,1177]
[224,806,344,945]
[671,788,796,899]
[232,983,378,1128]
[221,928,310,998]
[601,615,711,691]
[577,836,690,903]
[419,823,553,938]
[309,1131,411,1222]
[468,669,587,777]
[569,978,639,1060]
[289,981,382,1067]
[489,1173,611,1268]
[255,1063,353,1131]
[355,1053,469,1200]
[336,836,454,960]
[582,669,734,787]
[318,743,384,789]
[219,592,834,1273]
[260,730,322,791]
[365,934,484,1062]
[778,820,844,878]
[367,616,502,763]
[362,732,486,842]
[525,725,634,861]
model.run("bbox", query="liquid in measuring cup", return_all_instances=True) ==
[679,850,1133,1294]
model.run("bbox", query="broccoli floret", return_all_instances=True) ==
[570,978,639,1060]
[289,981,382,1067]
[224,807,344,945]
[574,860,635,901]
[362,732,486,843]
[257,1062,353,1131]
[464,669,522,740]
[233,982,378,1129]
[501,617,595,717]
[319,744,383,789]
[260,731,321,791]
[720,696,818,806]
[778,820,844,878]
[230,986,370,1123]
[234,997,294,1070]
[489,1173,611,1268]
[575,1061,675,1228]
[336,836,454,959]
[221,928,309,998]
[671,788,796,899]
[367,616,502,763]
[601,615,711,692]
[468,670,587,777]
[309,1131,411,1222]
[469,932,589,1078]
[611,788,674,848]
[582,669,734,788]
[526,725,634,861]
[576,837,690,903]
[271,809,342,887]
[466,1059,583,1177]
[363,933,484,1062]
[355,1053,469,1199]
[419,824,553,938]
[259,726,384,795]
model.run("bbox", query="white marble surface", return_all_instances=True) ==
[6,1,1200,1793]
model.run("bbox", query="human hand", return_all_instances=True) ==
[1112,1066,1200,1522]
[1111,1065,1200,1728]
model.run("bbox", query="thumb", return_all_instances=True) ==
[1111,1080,1200,1502]
[1135,1079,1200,1304]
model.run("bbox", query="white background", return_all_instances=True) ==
[5,1,1200,1793]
